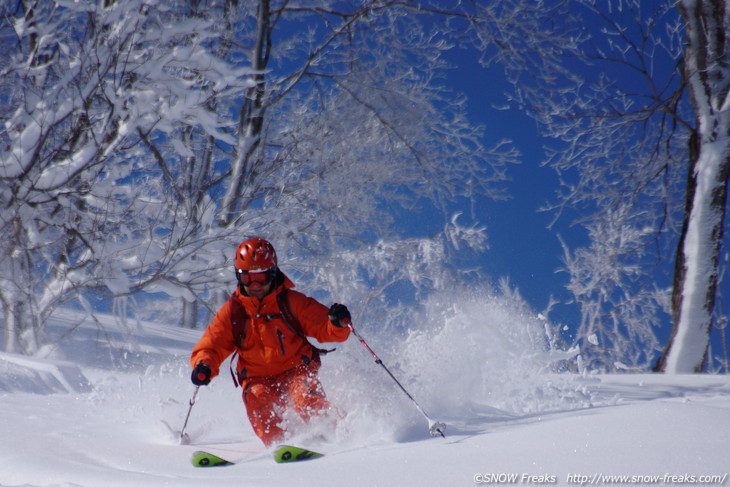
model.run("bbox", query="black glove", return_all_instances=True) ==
[191,363,211,386]
[328,303,351,327]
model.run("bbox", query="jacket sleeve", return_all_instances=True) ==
[288,290,351,343]
[190,301,237,379]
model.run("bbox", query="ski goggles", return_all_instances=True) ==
[237,268,275,286]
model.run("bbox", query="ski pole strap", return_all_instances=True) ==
[180,385,201,440]
[189,385,200,406]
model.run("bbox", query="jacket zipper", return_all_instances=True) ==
[277,329,286,356]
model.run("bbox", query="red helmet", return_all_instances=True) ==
[234,238,277,272]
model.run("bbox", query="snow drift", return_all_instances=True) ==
[0,290,729,487]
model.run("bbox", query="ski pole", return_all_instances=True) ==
[179,385,200,445]
[347,321,446,438]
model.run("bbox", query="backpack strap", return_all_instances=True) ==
[276,289,335,359]
[227,289,334,387]
[229,295,248,347]
[276,289,305,338]
[228,295,248,387]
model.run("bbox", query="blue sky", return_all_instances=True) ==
[439,40,730,366]
[442,47,585,331]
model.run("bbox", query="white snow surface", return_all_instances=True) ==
[1,306,729,487]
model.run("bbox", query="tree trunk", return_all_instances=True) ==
[656,0,730,373]
[218,0,270,226]
[658,134,730,372]
[3,302,18,354]
[181,298,198,329]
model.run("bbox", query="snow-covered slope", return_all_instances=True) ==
[1,306,729,487]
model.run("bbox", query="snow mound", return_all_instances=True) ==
[0,351,92,394]
[1,307,730,487]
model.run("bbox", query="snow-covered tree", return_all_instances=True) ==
[491,0,730,372]
[0,0,153,352]
[655,0,730,373]
[1,0,520,352]
[477,0,699,371]
[132,0,521,329]
[0,0,253,352]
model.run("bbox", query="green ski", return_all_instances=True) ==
[191,450,235,467]
[273,445,324,463]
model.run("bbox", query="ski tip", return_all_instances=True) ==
[273,444,324,463]
[191,450,235,467]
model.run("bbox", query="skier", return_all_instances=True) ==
[189,237,352,446]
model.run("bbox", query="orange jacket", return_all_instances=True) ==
[190,274,350,380]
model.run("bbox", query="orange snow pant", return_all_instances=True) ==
[241,361,331,447]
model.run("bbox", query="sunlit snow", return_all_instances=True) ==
[1,294,728,487]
